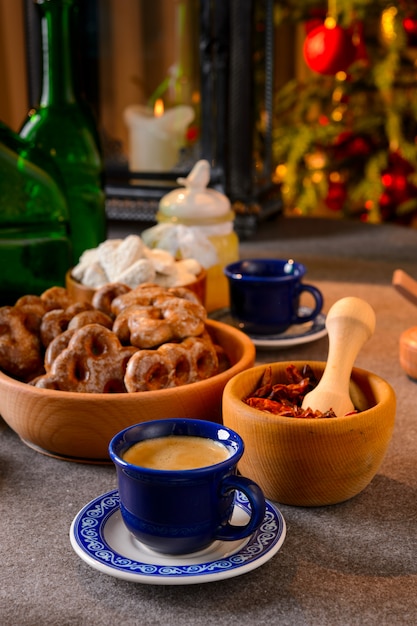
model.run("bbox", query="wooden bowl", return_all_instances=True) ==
[399,326,417,379]
[222,361,396,506]
[65,268,207,306]
[0,320,255,463]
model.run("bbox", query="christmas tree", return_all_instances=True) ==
[272,0,417,224]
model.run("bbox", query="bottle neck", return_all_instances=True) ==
[39,0,76,106]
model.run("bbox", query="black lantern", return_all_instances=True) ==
[24,0,282,238]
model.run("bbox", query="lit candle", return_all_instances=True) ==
[124,100,194,172]
[154,98,165,118]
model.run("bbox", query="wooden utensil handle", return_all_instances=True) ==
[301,297,376,415]
[392,269,417,307]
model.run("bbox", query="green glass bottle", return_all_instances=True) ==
[0,121,72,305]
[20,0,107,265]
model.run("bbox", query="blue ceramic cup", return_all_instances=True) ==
[109,419,266,555]
[224,258,323,335]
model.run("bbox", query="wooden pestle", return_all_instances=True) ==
[301,297,376,416]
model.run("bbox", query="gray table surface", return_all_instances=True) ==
[1,216,417,626]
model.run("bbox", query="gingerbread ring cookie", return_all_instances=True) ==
[156,297,206,339]
[124,349,171,392]
[67,310,113,331]
[158,343,194,387]
[113,305,161,345]
[36,324,137,393]
[127,315,174,349]
[167,286,200,304]
[0,306,44,381]
[40,309,73,348]
[15,295,48,319]
[65,301,94,317]
[112,288,206,348]
[92,282,131,317]
[110,284,167,315]
[44,328,76,371]
[13,297,45,335]
[181,334,219,381]
[29,375,60,390]
[40,286,72,311]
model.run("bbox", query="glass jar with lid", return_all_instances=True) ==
[155,160,239,312]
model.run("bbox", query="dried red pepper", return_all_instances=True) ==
[244,364,337,419]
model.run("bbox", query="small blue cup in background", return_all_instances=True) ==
[224,258,323,335]
[109,419,266,555]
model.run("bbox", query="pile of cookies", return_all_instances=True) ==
[0,283,229,393]
[72,234,202,290]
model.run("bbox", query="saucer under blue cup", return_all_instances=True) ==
[69,489,286,584]
[209,306,327,349]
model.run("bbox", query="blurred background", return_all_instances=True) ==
[2,0,417,233]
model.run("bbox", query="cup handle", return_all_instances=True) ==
[215,475,266,542]
[294,284,323,324]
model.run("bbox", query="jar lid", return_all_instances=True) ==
[158,160,232,222]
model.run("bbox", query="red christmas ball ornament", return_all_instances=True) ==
[403,16,417,47]
[382,152,414,201]
[332,131,372,160]
[379,152,417,221]
[325,179,347,211]
[349,136,372,158]
[303,22,357,75]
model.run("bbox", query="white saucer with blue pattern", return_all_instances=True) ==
[70,489,286,585]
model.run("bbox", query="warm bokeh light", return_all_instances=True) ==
[329,171,342,183]
[380,6,398,44]
[311,171,324,183]
[274,164,287,182]
[332,108,344,122]
[154,98,164,117]
[324,16,336,29]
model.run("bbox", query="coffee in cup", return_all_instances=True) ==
[122,435,230,470]
[109,418,266,555]
[224,258,323,335]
